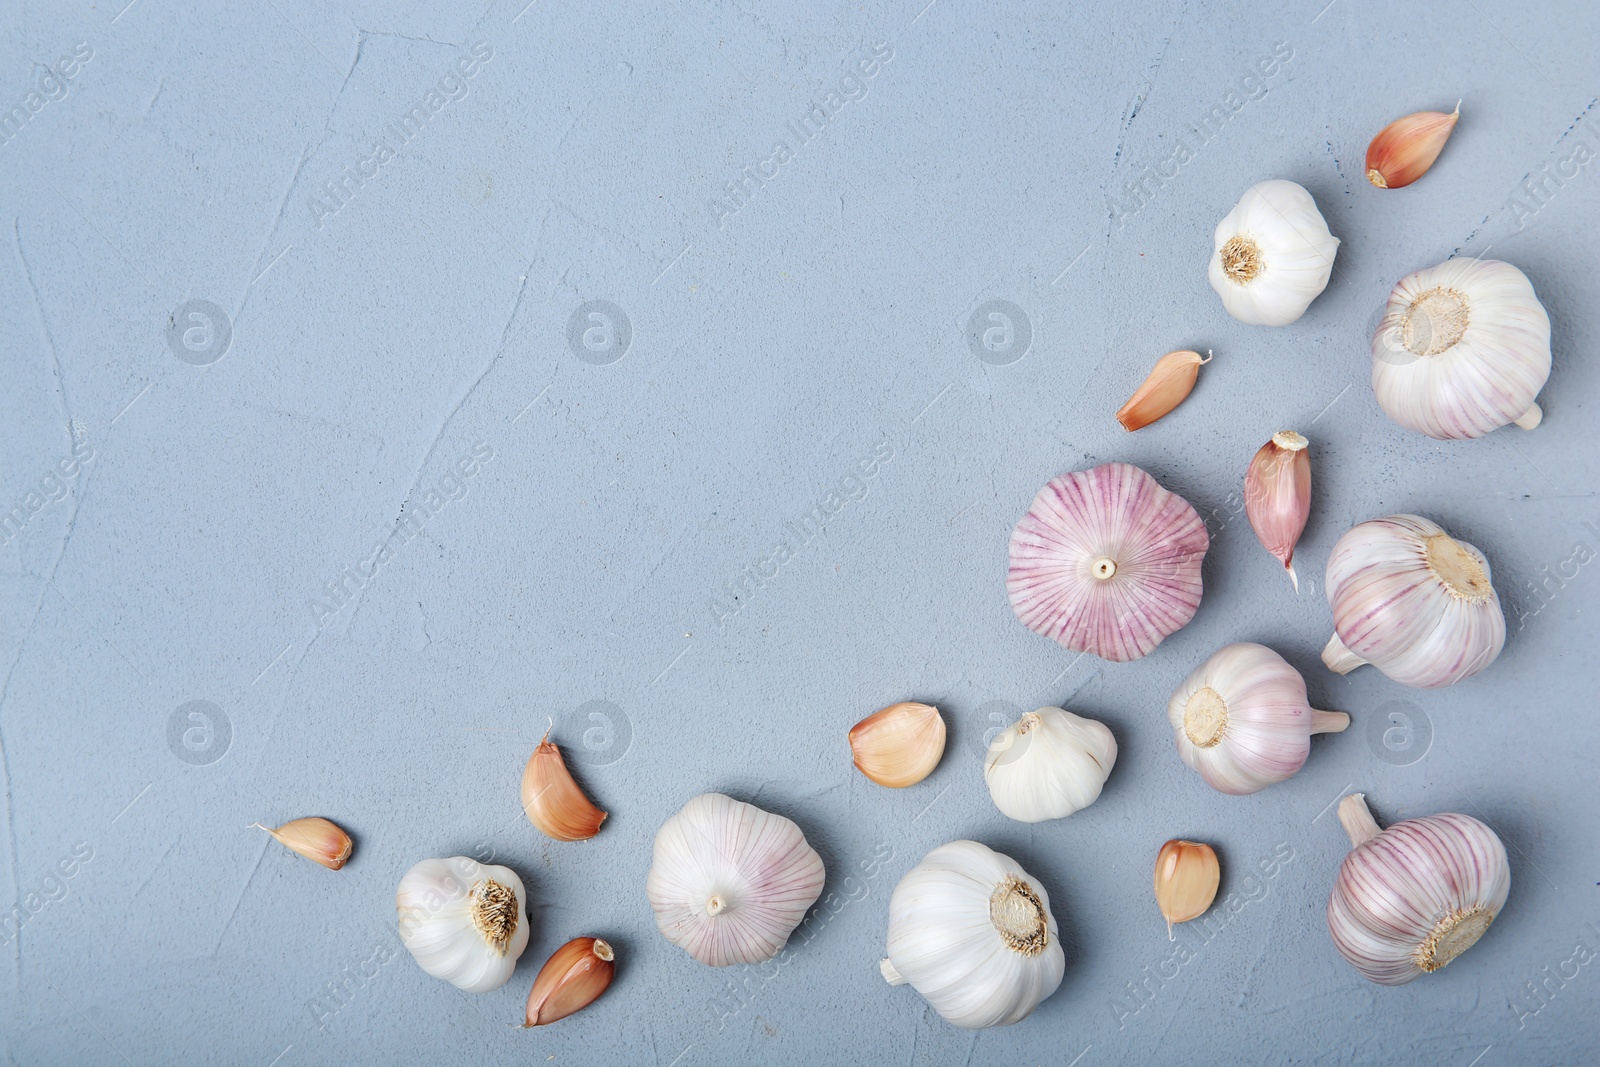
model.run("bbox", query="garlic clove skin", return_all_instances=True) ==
[1208,180,1339,326]
[253,817,353,870]
[1366,103,1459,189]
[521,733,607,842]
[1327,794,1510,985]
[647,793,825,966]
[1153,840,1220,939]
[397,857,530,993]
[522,937,615,1027]
[881,840,1064,1029]
[1243,431,1311,591]
[1167,643,1349,795]
[1370,258,1551,439]
[1323,515,1506,688]
[1116,349,1212,431]
[849,701,946,788]
[984,707,1117,822]
[1008,462,1209,663]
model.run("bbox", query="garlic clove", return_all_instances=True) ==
[522,937,615,1027]
[1008,462,1209,662]
[849,702,946,788]
[521,729,607,842]
[253,817,353,870]
[1366,102,1460,189]
[1328,793,1510,984]
[1244,431,1312,591]
[1153,840,1219,939]
[1116,350,1212,431]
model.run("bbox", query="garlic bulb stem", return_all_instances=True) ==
[1321,632,1367,674]
[1514,403,1543,430]
[1311,710,1352,734]
[879,958,906,984]
[1337,793,1383,847]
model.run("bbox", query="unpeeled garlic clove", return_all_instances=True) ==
[1116,350,1211,431]
[849,701,946,788]
[1153,839,1219,939]
[253,817,352,870]
[523,937,615,1027]
[521,730,607,842]
[1366,102,1459,189]
[1244,431,1312,591]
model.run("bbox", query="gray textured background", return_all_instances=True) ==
[2,0,1597,1064]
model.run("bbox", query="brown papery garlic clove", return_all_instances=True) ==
[1244,431,1312,591]
[849,701,946,788]
[521,729,607,842]
[1116,350,1211,431]
[1366,102,1460,189]
[254,817,353,870]
[523,937,615,1027]
[1153,839,1219,939]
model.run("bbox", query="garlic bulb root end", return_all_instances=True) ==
[1311,710,1351,735]
[1337,794,1383,848]
[1514,403,1543,430]
[1418,907,1494,972]
[1321,633,1366,674]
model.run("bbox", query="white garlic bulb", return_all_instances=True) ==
[396,856,530,993]
[1323,514,1506,688]
[1208,179,1339,326]
[1167,643,1349,795]
[881,840,1064,1029]
[646,793,825,966]
[1327,794,1510,985]
[984,707,1116,822]
[1371,258,1550,439]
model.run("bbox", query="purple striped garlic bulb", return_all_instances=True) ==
[1008,462,1209,663]
[1327,793,1510,985]
[1370,258,1550,440]
[1167,643,1348,795]
[646,793,825,966]
[1322,514,1506,688]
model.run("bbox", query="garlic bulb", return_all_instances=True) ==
[647,793,825,966]
[1243,431,1311,591]
[1208,180,1339,326]
[1370,258,1551,439]
[1153,840,1219,939]
[849,701,946,788]
[1327,793,1510,985]
[396,857,530,993]
[1323,514,1506,688]
[1167,643,1349,795]
[984,706,1117,822]
[1008,462,1209,662]
[880,840,1064,1029]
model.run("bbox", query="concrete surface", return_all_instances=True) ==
[2,0,1598,1064]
